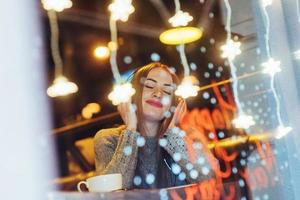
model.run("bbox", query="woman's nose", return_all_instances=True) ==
[152,88,163,98]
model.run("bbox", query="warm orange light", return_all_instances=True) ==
[108,41,118,51]
[94,46,110,59]
[159,27,202,45]
[81,103,101,119]
[47,75,78,98]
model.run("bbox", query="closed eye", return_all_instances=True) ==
[163,90,171,95]
[145,85,154,89]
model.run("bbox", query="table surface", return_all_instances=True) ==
[49,183,212,200]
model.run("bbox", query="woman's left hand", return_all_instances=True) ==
[168,99,187,129]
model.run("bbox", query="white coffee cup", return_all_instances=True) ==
[77,173,122,192]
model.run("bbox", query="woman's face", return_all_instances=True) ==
[141,67,174,122]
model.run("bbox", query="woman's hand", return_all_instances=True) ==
[117,100,137,132]
[168,99,187,129]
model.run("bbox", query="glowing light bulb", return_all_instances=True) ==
[220,39,241,60]
[86,103,101,113]
[274,126,292,139]
[261,0,273,8]
[168,10,193,27]
[47,75,78,97]
[81,103,101,119]
[159,27,202,45]
[232,114,255,129]
[108,41,118,51]
[108,0,135,22]
[41,0,73,12]
[261,58,281,76]
[94,46,110,59]
[175,76,200,99]
[108,83,136,105]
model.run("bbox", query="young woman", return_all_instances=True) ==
[94,62,216,189]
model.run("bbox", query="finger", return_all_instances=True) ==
[175,100,186,124]
[182,100,187,114]
[175,99,184,115]
[118,103,127,124]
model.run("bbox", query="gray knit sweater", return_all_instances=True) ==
[94,125,215,189]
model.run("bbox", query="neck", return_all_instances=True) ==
[140,120,160,137]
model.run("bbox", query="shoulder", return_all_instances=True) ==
[94,125,126,145]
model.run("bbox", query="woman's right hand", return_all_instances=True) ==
[117,100,137,132]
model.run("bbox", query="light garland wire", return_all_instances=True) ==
[174,0,181,12]
[261,2,284,127]
[260,1,292,138]
[178,44,190,77]
[174,0,191,77]
[223,0,243,113]
[47,10,63,77]
[261,3,271,58]
[222,0,255,129]
[107,0,136,105]
[109,17,122,83]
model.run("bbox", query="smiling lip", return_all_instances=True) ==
[145,99,163,108]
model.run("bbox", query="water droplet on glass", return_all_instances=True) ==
[178,130,186,137]
[136,136,146,147]
[146,174,155,184]
[170,106,176,113]
[200,46,206,53]
[193,142,202,149]
[171,163,181,175]
[140,77,146,84]
[240,159,246,166]
[169,67,176,73]
[239,84,245,91]
[190,169,199,179]
[197,156,205,165]
[178,172,186,181]
[163,111,172,118]
[210,97,217,104]
[159,138,168,147]
[123,146,132,156]
[173,152,182,161]
[208,132,215,139]
[239,179,245,187]
[232,167,238,174]
[218,131,225,138]
[133,176,142,186]
[203,92,210,99]
[190,62,197,71]
[123,56,132,64]
[186,163,194,171]
[201,166,210,175]
[162,96,171,106]
[151,53,160,61]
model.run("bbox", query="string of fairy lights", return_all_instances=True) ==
[41,0,294,139]
[260,0,292,138]
[42,0,78,98]
[221,0,255,130]
[107,0,136,105]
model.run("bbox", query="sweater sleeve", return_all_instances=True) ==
[94,128,140,189]
[162,128,217,184]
